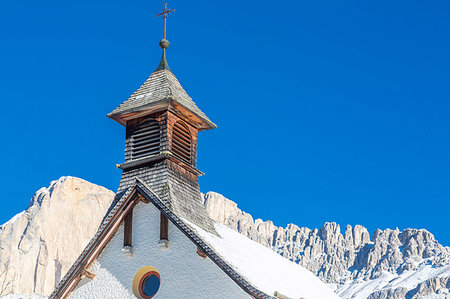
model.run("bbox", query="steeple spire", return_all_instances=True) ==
[156,3,175,71]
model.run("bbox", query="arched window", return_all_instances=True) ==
[131,119,160,160]
[172,121,192,164]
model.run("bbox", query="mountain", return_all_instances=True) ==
[0,177,449,298]
[203,192,450,299]
[0,177,114,297]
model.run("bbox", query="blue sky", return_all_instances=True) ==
[1,1,449,245]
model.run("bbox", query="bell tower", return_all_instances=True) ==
[107,4,217,237]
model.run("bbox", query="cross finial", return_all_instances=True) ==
[156,3,175,40]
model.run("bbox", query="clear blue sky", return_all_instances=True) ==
[1,1,449,245]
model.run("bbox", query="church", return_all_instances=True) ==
[50,5,338,299]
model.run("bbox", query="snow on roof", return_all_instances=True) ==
[186,220,340,299]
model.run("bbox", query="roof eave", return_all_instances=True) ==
[107,98,217,131]
[106,99,172,126]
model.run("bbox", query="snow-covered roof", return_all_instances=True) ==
[186,220,339,299]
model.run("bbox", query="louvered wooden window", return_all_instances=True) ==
[131,120,160,160]
[172,121,192,164]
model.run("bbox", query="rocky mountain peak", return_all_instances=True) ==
[0,177,114,296]
[202,191,450,298]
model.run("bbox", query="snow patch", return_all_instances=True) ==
[335,264,450,299]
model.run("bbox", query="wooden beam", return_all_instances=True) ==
[124,208,133,247]
[160,212,168,240]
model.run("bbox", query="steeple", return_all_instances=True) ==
[105,3,217,236]
[107,3,215,131]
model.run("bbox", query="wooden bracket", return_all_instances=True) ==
[81,269,95,280]
[136,192,149,203]
[197,246,207,259]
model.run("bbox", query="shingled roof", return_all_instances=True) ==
[107,61,216,129]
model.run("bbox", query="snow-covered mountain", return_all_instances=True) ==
[204,192,450,298]
[0,177,448,298]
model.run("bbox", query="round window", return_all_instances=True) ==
[132,266,161,299]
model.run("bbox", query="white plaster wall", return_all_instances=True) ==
[70,201,250,299]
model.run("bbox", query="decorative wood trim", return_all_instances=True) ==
[160,212,169,240]
[136,192,149,203]
[124,208,133,247]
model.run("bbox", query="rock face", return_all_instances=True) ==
[203,191,450,299]
[0,180,449,298]
[0,177,114,297]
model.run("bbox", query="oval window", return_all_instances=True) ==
[133,266,161,299]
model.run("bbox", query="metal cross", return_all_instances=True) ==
[156,3,175,39]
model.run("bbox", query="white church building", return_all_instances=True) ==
[51,5,338,299]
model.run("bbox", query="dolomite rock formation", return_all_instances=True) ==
[367,276,450,299]
[203,191,450,298]
[0,177,114,297]
[0,179,448,298]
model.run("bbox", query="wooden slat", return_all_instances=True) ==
[172,138,191,152]
[173,131,191,147]
[173,124,191,139]
[132,141,160,153]
[171,121,192,164]
[131,119,160,160]
[172,143,191,158]
[133,150,160,160]
[133,134,160,144]
[134,124,159,133]
[172,151,191,165]
[132,130,160,139]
